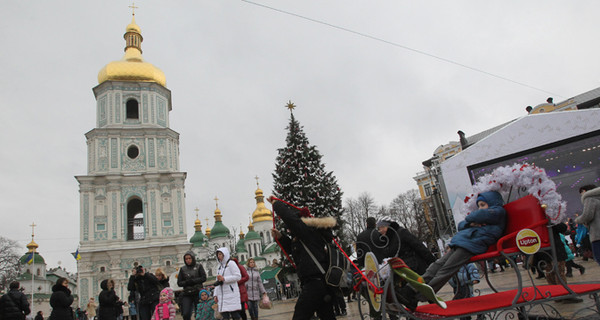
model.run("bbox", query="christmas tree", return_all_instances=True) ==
[272,101,344,223]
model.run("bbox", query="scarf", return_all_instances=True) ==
[153,301,172,320]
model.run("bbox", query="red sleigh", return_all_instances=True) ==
[359,194,600,319]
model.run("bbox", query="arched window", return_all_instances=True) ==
[126,99,139,119]
[100,266,106,272]
[36,268,41,276]
[127,198,145,240]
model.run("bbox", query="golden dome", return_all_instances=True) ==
[98,16,166,87]
[194,218,202,232]
[252,188,273,223]
[26,240,38,253]
[126,19,141,33]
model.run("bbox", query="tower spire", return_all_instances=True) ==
[27,222,38,253]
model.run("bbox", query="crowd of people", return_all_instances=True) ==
[3,183,600,319]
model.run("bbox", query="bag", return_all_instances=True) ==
[324,242,349,287]
[259,295,272,309]
[300,239,349,288]
[212,303,223,319]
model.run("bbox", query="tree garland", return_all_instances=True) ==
[463,163,566,223]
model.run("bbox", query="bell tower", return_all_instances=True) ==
[75,12,190,302]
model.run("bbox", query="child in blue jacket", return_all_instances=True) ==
[401,191,506,309]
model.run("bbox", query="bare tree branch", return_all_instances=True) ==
[0,236,21,291]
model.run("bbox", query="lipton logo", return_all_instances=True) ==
[516,229,541,254]
[518,236,539,247]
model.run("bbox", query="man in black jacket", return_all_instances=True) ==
[268,196,337,320]
[127,265,160,320]
[355,217,386,268]
[0,281,30,319]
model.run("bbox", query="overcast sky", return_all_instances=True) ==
[2,1,599,273]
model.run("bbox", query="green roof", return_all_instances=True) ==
[245,230,261,241]
[260,266,281,280]
[236,238,247,253]
[17,273,45,281]
[262,242,280,254]
[19,252,45,265]
[190,230,207,247]
[210,221,230,239]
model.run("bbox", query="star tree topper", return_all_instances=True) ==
[285,100,296,113]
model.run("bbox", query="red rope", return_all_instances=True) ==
[270,197,383,294]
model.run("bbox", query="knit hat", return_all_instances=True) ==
[160,287,174,301]
[199,289,210,298]
[376,216,393,228]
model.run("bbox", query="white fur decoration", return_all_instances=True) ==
[462,163,566,222]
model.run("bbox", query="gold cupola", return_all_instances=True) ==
[97,14,166,87]
[204,217,211,238]
[252,178,273,223]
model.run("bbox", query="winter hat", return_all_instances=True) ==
[376,216,393,228]
[199,289,210,298]
[160,287,174,301]
[476,194,487,205]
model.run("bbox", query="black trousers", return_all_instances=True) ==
[293,278,336,320]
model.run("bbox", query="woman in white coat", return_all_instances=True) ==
[214,247,242,319]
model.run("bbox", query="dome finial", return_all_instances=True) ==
[129,2,139,17]
[254,175,260,188]
[27,222,38,253]
[193,207,202,230]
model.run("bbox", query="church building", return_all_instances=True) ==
[189,183,281,277]
[75,13,190,302]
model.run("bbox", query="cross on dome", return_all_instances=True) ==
[129,2,139,16]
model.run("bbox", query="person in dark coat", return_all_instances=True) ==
[268,196,337,320]
[49,277,75,319]
[34,311,44,320]
[176,251,207,320]
[155,268,170,290]
[376,216,436,275]
[355,217,386,268]
[127,266,160,320]
[0,281,30,319]
[98,279,122,320]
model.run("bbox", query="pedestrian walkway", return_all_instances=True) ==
[258,257,600,319]
[170,257,599,319]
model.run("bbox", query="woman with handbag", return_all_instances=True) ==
[177,251,207,320]
[245,258,268,320]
